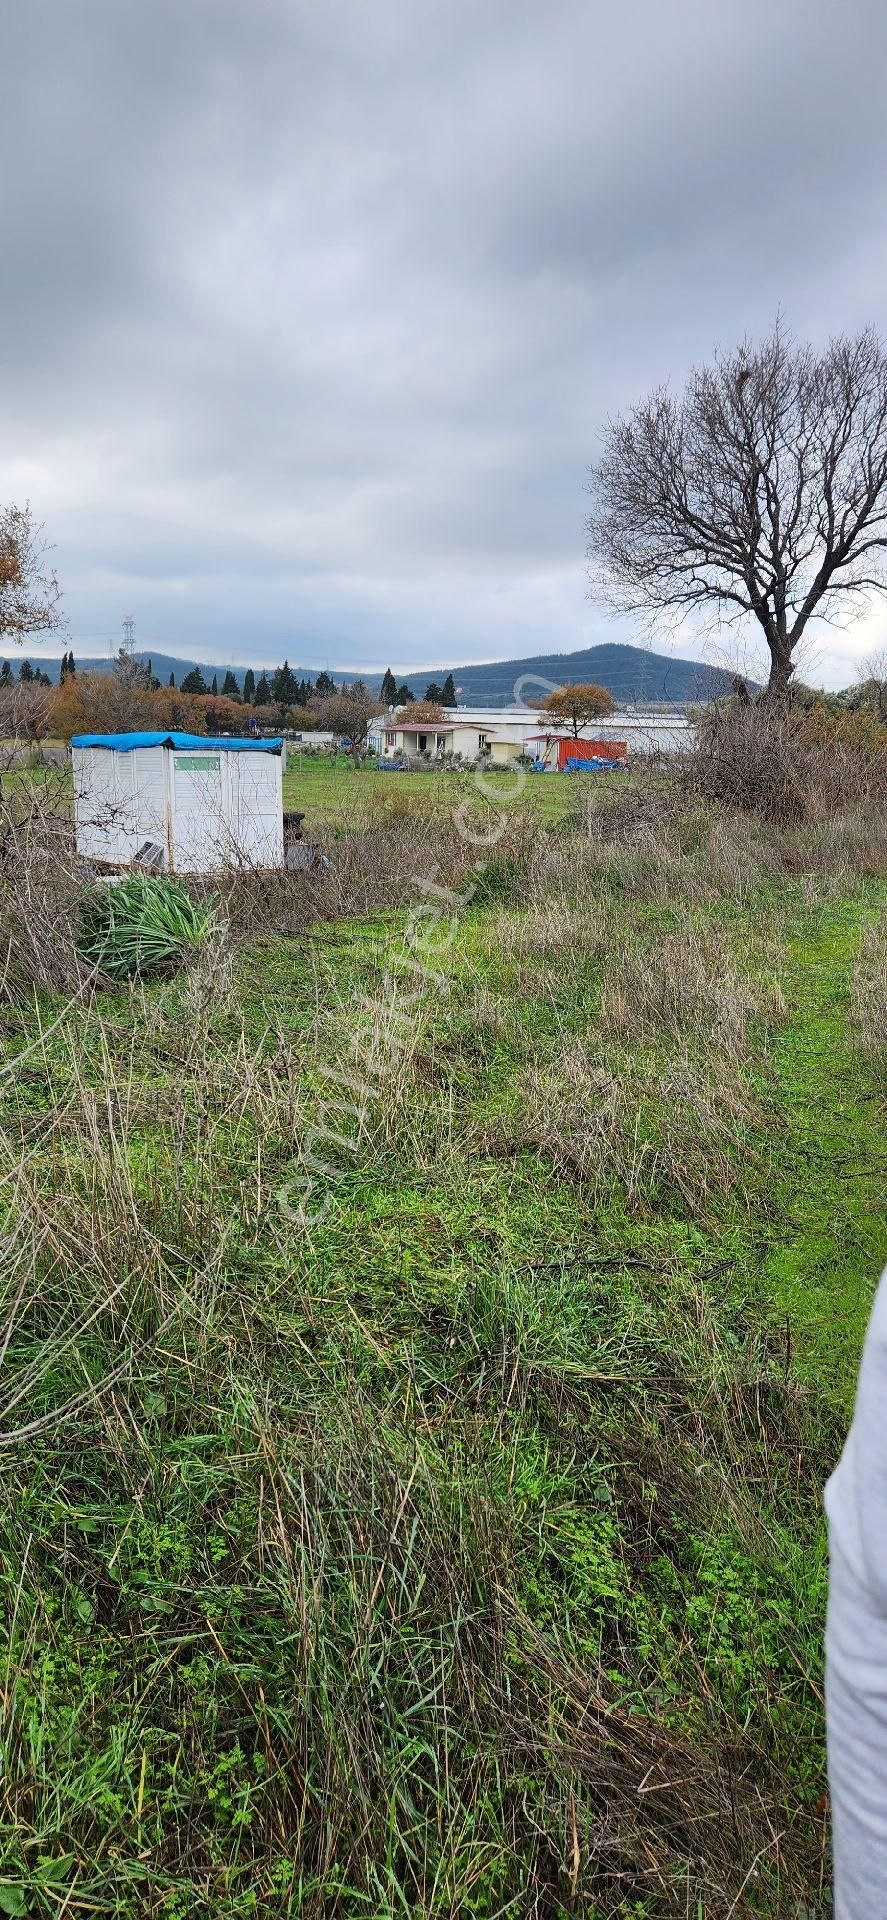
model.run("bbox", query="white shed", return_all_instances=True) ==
[71,730,285,874]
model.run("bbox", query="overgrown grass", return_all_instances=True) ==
[0,787,883,1914]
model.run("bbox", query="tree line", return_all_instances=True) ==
[170,662,459,709]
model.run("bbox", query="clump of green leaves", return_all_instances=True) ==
[77,874,218,979]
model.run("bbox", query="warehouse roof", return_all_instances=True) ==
[70,731,283,754]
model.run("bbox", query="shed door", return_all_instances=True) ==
[169,751,231,872]
[232,752,283,867]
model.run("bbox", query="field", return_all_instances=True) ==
[0,759,884,1916]
[281,751,580,825]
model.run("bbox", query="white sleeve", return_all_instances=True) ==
[826,1267,887,1920]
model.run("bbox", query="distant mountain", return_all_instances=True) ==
[18,641,744,705]
[418,643,743,706]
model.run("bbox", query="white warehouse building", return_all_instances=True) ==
[367,706,692,764]
[71,730,285,874]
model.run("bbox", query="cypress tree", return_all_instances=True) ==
[181,666,208,695]
[272,660,298,705]
[380,667,397,706]
[440,673,457,706]
[242,668,256,704]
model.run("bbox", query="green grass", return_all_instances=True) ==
[282,749,582,824]
[0,792,883,1915]
[762,899,886,1404]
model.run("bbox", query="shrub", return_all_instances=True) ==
[0,763,88,1000]
[77,874,218,980]
[682,698,887,825]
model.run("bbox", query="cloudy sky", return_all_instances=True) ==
[3,0,887,685]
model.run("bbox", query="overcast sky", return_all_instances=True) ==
[3,0,887,685]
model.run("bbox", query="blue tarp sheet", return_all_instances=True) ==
[71,731,283,754]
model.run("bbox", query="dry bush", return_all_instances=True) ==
[851,911,887,1058]
[683,698,887,827]
[0,764,90,1000]
[0,680,56,746]
[215,810,480,944]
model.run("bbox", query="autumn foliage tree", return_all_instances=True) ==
[49,673,203,740]
[539,682,614,737]
[0,503,64,650]
[396,700,447,725]
[587,322,887,698]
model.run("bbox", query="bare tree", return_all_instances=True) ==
[0,503,64,648]
[587,323,887,697]
[316,690,375,767]
[0,681,55,748]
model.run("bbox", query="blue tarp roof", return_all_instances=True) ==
[71,731,283,754]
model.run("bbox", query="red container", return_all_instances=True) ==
[556,736,627,770]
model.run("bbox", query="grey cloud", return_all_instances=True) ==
[3,0,887,682]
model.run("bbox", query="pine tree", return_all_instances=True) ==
[253,674,271,706]
[222,670,241,701]
[18,660,34,683]
[0,661,12,688]
[181,666,208,695]
[396,683,414,703]
[424,682,443,703]
[272,659,298,705]
[242,668,256,704]
[440,673,457,707]
[380,667,397,706]
[315,670,336,699]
